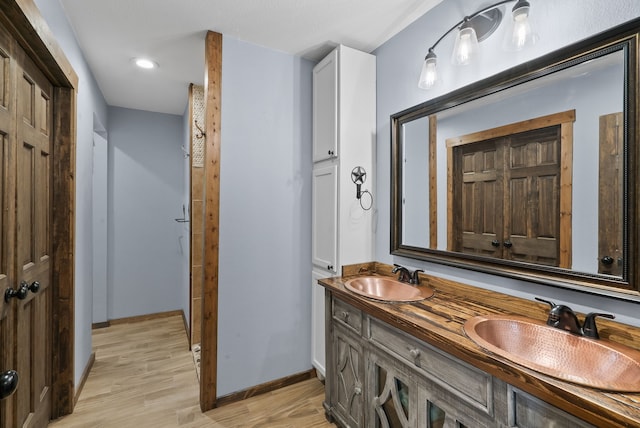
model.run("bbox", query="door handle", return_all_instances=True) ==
[21,281,40,293]
[600,256,614,266]
[0,369,18,400]
[4,285,28,303]
[4,281,39,303]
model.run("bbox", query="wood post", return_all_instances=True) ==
[200,30,222,412]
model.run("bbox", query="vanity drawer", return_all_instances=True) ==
[332,298,362,334]
[368,318,493,416]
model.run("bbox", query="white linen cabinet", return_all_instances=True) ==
[311,45,376,376]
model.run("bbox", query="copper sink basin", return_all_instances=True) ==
[344,276,433,302]
[464,315,640,392]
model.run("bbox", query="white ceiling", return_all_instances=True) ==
[59,0,442,115]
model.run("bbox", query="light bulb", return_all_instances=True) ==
[134,58,157,69]
[418,52,438,89]
[510,0,534,50]
[452,26,479,66]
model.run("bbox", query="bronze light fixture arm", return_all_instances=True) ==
[427,0,519,53]
[419,0,532,89]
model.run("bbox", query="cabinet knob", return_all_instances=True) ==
[342,311,350,322]
[503,240,513,249]
[327,265,334,271]
[354,386,362,396]
[409,348,421,360]
[327,150,334,156]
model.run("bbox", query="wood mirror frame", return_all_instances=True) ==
[390,18,640,298]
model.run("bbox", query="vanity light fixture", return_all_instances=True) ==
[133,57,158,70]
[418,0,534,89]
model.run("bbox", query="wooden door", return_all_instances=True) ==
[598,112,624,276]
[0,23,18,426]
[0,24,53,428]
[452,127,561,266]
[454,139,504,258]
[505,127,561,266]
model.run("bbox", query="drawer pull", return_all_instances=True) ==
[342,311,350,322]
[409,348,421,360]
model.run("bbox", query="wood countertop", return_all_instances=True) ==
[318,262,640,427]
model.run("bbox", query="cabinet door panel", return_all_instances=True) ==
[311,270,326,376]
[368,351,417,428]
[332,324,364,428]
[507,386,594,428]
[312,165,337,272]
[313,49,338,162]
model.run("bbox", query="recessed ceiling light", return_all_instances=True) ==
[134,58,158,69]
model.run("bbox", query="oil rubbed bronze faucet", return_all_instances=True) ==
[535,298,615,339]
[392,264,424,285]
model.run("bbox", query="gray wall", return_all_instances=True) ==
[33,0,109,385]
[107,107,186,319]
[92,131,109,324]
[217,36,313,396]
[374,0,640,326]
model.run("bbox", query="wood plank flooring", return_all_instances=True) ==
[50,315,333,427]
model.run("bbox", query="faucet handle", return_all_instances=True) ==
[535,297,556,308]
[410,269,424,285]
[582,312,615,339]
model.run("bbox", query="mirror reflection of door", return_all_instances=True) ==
[448,112,575,268]
[598,112,624,276]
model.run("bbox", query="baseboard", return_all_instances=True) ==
[216,368,317,408]
[180,310,190,346]
[74,352,95,406]
[92,321,110,329]
[109,310,184,325]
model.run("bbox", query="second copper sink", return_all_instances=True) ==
[344,276,433,302]
[464,315,640,392]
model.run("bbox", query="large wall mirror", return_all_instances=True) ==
[391,18,640,297]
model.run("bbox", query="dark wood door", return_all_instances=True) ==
[0,23,53,428]
[455,138,505,258]
[505,127,561,266]
[453,127,561,266]
[598,112,624,276]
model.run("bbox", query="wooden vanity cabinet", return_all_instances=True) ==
[324,293,595,428]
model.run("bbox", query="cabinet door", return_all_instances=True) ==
[311,270,326,376]
[367,351,417,428]
[507,386,595,428]
[313,49,338,162]
[331,324,364,428]
[416,379,495,428]
[312,165,338,272]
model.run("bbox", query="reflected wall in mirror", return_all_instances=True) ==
[391,19,639,295]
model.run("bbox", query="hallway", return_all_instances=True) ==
[50,314,331,427]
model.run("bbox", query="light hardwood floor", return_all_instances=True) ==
[50,315,333,427]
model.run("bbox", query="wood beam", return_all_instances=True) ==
[200,30,222,412]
